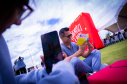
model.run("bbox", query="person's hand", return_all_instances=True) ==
[87,41,93,52]
[40,55,45,68]
[40,53,70,68]
[64,57,72,62]
[63,53,67,59]
[62,53,71,62]
[77,41,87,56]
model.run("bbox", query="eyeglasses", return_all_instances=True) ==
[17,2,34,21]
[63,34,72,38]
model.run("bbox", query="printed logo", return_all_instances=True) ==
[70,24,83,42]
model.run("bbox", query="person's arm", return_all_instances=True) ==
[15,61,79,84]
[81,49,91,58]
[21,57,24,60]
[15,59,18,63]
[67,41,87,59]
[38,61,79,84]
[81,42,93,58]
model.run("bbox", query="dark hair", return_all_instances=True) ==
[0,0,29,33]
[0,0,29,18]
[19,56,21,60]
[59,27,69,37]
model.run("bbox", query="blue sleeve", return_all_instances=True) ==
[21,57,24,60]
[15,61,79,84]
[15,60,18,63]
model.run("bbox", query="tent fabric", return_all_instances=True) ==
[97,0,127,33]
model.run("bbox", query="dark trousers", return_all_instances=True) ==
[15,70,20,75]
[19,67,26,74]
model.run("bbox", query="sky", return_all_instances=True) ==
[2,0,125,68]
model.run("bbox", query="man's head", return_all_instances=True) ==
[0,0,33,35]
[19,56,21,60]
[59,27,72,44]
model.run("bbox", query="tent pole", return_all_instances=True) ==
[116,22,125,40]
[29,50,34,66]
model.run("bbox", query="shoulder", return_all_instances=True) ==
[60,43,66,52]
[71,42,77,45]
[60,43,64,46]
[15,60,18,62]
[60,43,66,49]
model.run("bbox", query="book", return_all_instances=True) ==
[77,33,89,46]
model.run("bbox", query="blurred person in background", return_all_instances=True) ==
[118,31,123,41]
[13,62,20,75]
[15,56,26,74]
[0,0,79,84]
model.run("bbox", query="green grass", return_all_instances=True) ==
[79,39,127,65]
